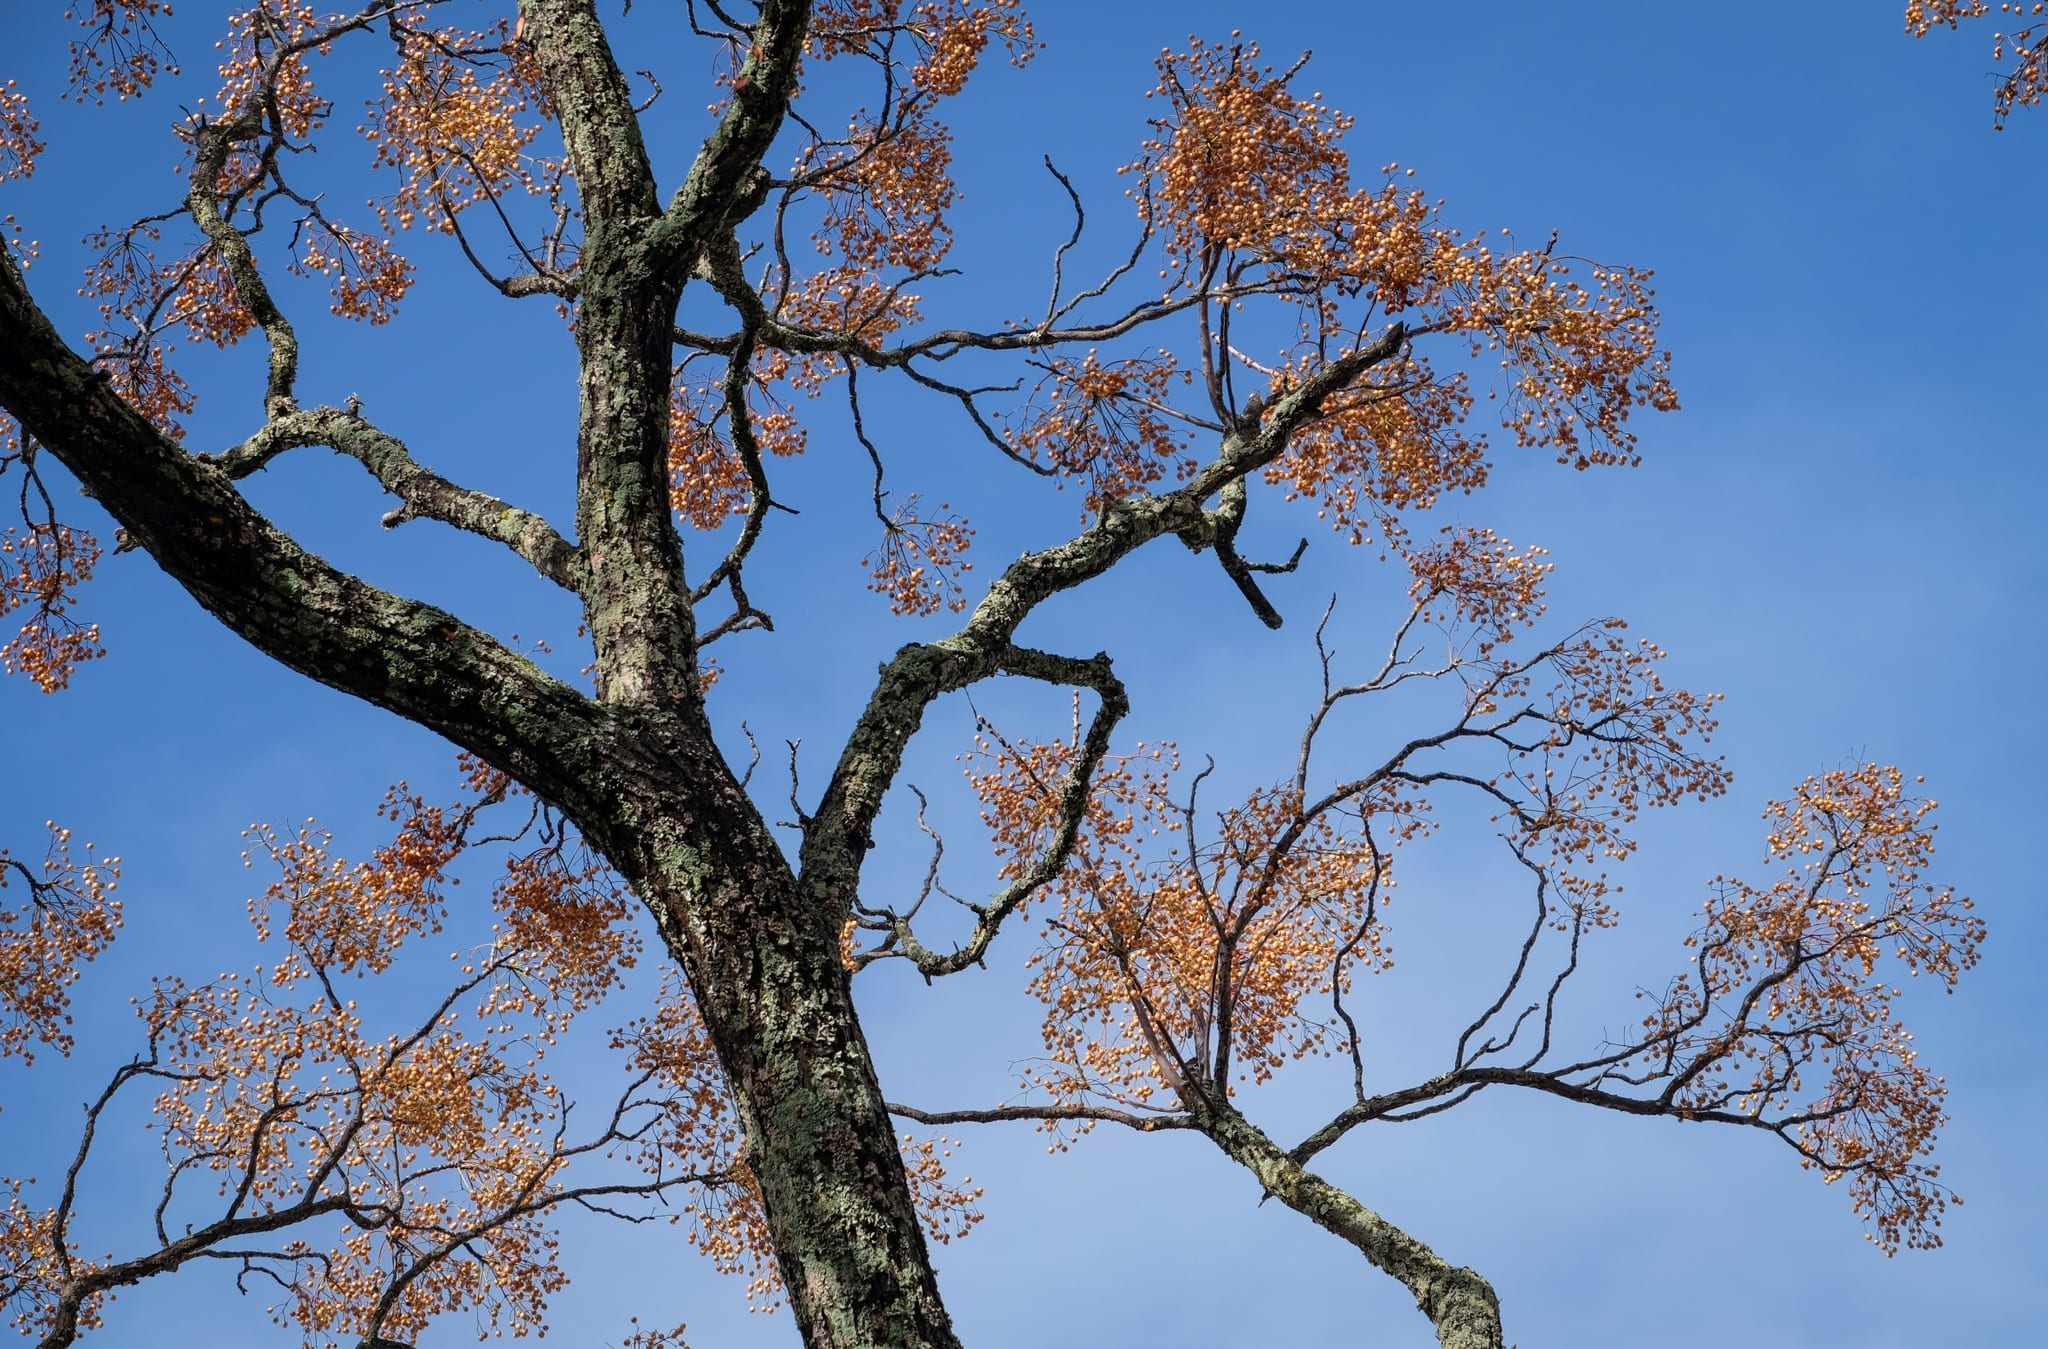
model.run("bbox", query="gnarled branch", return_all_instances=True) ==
[210,405,586,592]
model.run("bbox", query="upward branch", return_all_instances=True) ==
[649,0,813,273]
[802,321,1409,904]
[517,0,810,712]
[184,118,299,412]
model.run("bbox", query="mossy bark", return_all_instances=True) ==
[1,0,960,1330]
[1194,1098,1503,1349]
[620,799,961,1349]
[0,5,1448,1345]
[0,242,962,1346]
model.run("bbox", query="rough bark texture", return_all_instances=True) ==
[0,238,960,1348]
[1194,1099,1504,1349]
[595,724,963,1349]
[1,0,965,1339]
[0,5,1508,1345]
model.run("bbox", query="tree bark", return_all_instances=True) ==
[0,241,961,1348]
[0,5,1416,1345]
[590,723,964,1349]
[1195,1098,1504,1349]
[517,3,963,1340]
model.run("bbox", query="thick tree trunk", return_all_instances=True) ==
[600,750,961,1349]
[520,0,962,1325]
[0,242,962,1349]
[561,215,960,1349]
[655,863,959,1349]
[3,0,960,1338]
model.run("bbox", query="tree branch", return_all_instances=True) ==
[887,1100,1195,1134]
[518,0,666,224]
[802,322,1411,905]
[1195,1096,1503,1349]
[0,245,614,819]
[645,0,812,275]
[849,647,1128,977]
[210,405,586,591]
[184,118,299,412]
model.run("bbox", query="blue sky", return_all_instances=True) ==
[2,3,2044,1346]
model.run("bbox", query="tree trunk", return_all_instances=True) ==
[596,735,962,1349]
[0,239,962,1349]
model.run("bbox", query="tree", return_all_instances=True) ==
[0,5,1989,1348]
[1908,1,2048,125]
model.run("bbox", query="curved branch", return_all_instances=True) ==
[803,321,1412,900]
[687,321,780,626]
[210,405,586,591]
[185,119,299,411]
[851,647,1128,978]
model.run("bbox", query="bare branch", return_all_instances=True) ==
[209,405,585,593]
[1196,1096,1503,1349]
[184,119,299,412]
[803,321,1412,907]
[887,1100,1195,1134]
[0,245,614,820]
[850,648,1128,978]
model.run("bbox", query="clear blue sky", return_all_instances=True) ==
[3,3,2043,1346]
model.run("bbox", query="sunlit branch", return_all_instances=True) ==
[1189,609,1718,1092]
[687,205,1259,374]
[165,0,425,413]
[521,0,666,224]
[685,0,757,40]
[886,1101,1196,1134]
[39,1017,395,1348]
[1095,916,1207,1101]
[1197,246,1228,418]
[1192,1097,1504,1349]
[848,782,946,934]
[208,405,585,592]
[183,119,299,412]
[1229,641,1580,937]
[721,286,1251,368]
[0,857,66,912]
[361,1145,728,1349]
[643,0,811,274]
[894,361,1039,471]
[846,360,894,533]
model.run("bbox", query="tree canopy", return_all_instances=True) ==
[0,4,2031,1347]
